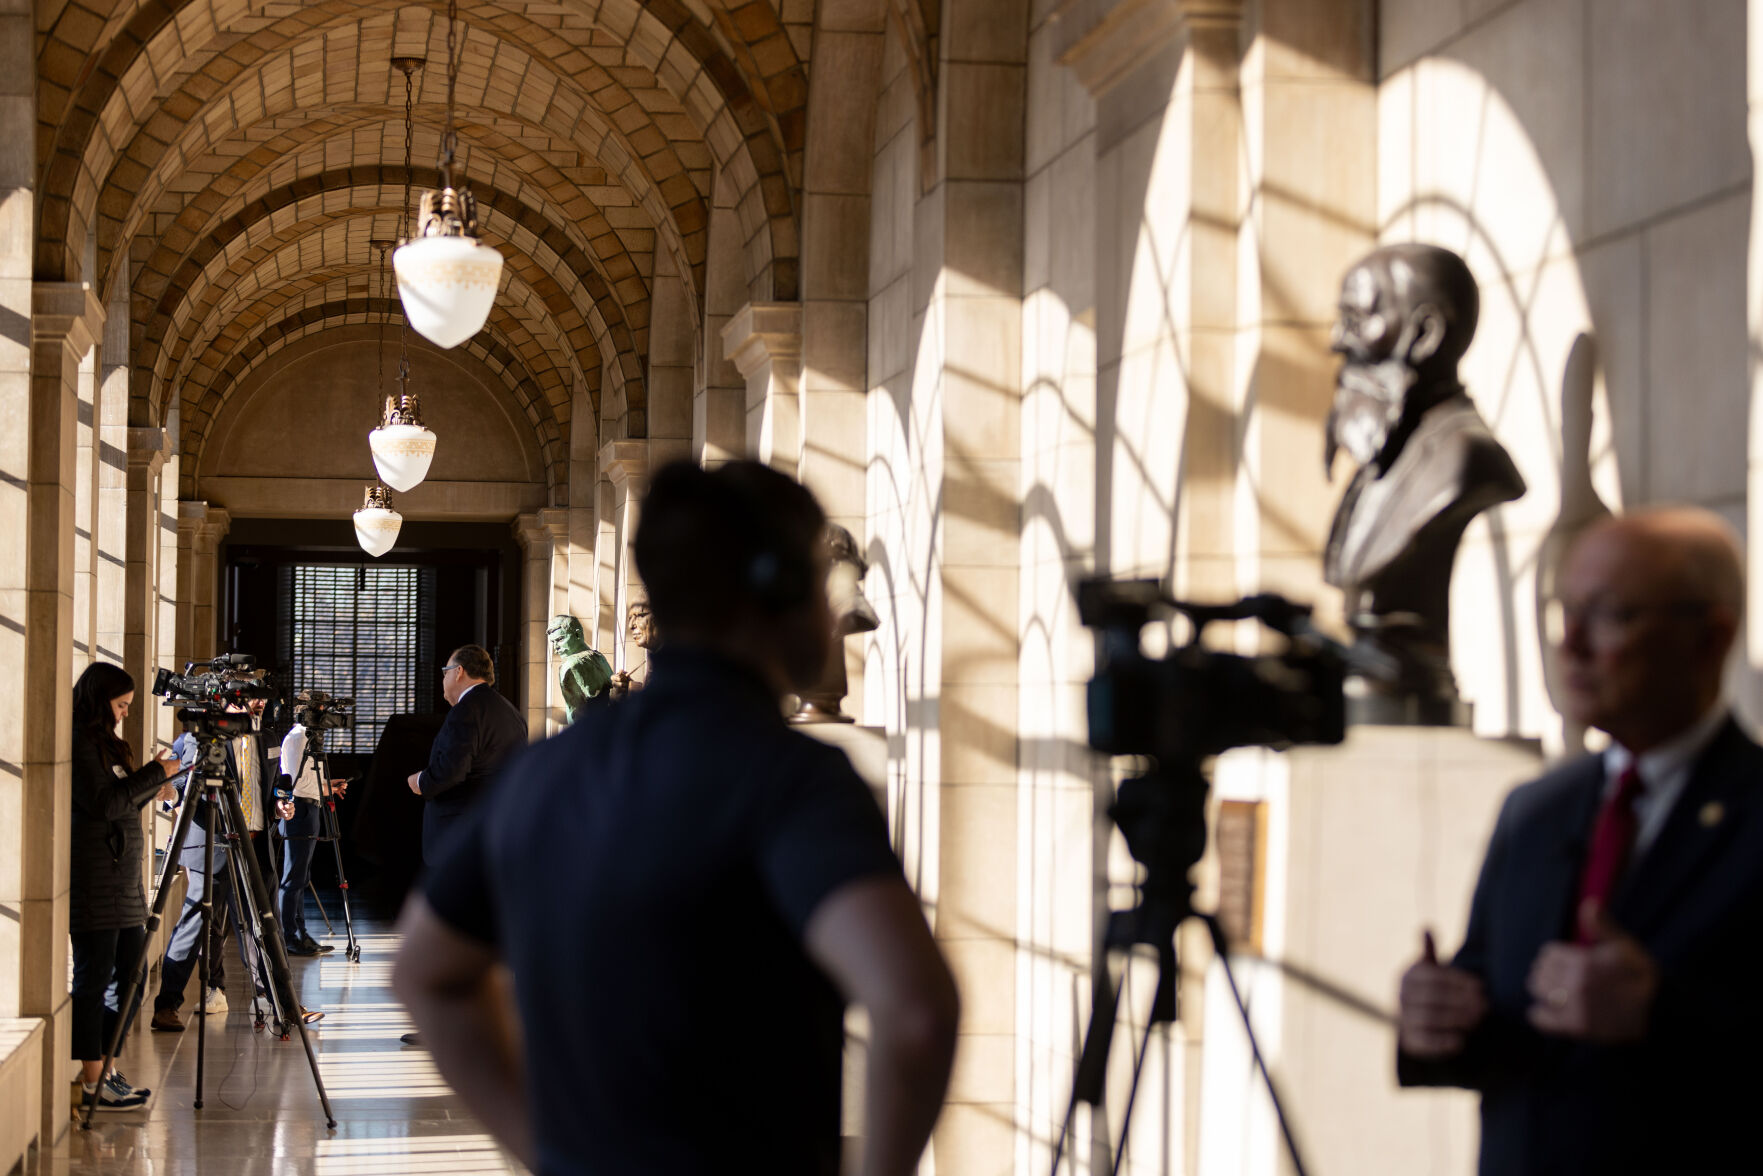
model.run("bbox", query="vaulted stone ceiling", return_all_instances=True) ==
[33,0,815,502]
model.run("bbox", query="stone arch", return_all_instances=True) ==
[39,0,805,298]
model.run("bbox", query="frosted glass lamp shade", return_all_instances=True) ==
[369,423,437,493]
[394,235,503,349]
[354,487,403,558]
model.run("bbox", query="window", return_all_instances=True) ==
[289,565,419,754]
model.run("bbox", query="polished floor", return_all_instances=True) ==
[52,906,525,1175]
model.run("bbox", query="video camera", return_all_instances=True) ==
[152,654,276,731]
[1077,578,1347,760]
[292,689,354,731]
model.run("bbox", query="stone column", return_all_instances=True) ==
[568,382,600,626]
[513,513,553,739]
[157,440,181,717]
[71,323,100,677]
[597,442,648,678]
[94,267,131,671]
[122,430,170,756]
[175,502,229,665]
[697,168,752,468]
[722,303,803,477]
[18,282,103,1145]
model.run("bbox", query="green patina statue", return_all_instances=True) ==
[547,614,614,724]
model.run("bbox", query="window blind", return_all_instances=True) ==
[290,564,418,754]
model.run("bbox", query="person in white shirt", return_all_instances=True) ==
[277,721,347,956]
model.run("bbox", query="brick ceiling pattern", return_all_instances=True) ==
[33,0,814,497]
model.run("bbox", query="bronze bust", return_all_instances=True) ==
[608,599,654,700]
[1323,244,1526,722]
[546,615,613,724]
[791,524,879,724]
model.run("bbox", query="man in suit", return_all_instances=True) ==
[402,643,526,1046]
[1397,506,1763,1174]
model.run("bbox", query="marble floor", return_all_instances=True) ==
[51,909,525,1176]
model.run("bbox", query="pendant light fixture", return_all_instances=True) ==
[394,0,502,348]
[353,483,403,558]
[370,70,439,492]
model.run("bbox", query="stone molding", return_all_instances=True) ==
[31,282,104,358]
[1051,0,1241,98]
[720,303,803,378]
[512,511,549,555]
[126,428,170,478]
[537,506,570,547]
[597,441,648,489]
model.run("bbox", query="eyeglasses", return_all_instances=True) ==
[442,664,461,677]
[1543,596,1712,648]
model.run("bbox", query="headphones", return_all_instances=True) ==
[712,473,815,614]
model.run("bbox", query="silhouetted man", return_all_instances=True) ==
[1397,507,1763,1174]
[394,460,959,1176]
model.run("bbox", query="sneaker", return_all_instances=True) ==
[105,1072,151,1101]
[203,987,228,1013]
[74,1080,147,1112]
[299,1007,325,1024]
[149,1007,184,1033]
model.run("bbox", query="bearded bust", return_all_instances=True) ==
[1323,244,1526,719]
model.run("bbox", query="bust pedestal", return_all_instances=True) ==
[1199,727,1544,1176]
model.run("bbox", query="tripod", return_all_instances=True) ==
[1050,763,1308,1176]
[80,717,337,1129]
[282,723,362,961]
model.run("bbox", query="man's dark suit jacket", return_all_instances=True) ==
[1399,718,1763,1175]
[418,683,528,862]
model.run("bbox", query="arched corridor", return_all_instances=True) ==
[5,0,1760,1172]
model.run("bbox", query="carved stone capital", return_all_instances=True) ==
[720,303,803,379]
[513,511,550,557]
[537,505,571,546]
[32,282,105,359]
[1052,0,1241,98]
[127,428,171,478]
[597,441,648,490]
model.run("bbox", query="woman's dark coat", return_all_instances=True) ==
[70,735,165,933]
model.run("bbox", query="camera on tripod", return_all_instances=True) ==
[1077,577,1348,759]
[152,654,276,730]
[292,689,354,731]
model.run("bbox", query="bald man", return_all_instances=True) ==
[1396,507,1763,1175]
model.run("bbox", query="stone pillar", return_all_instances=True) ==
[94,266,131,670]
[156,442,181,731]
[122,430,170,756]
[568,382,600,627]
[175,502,229,665]
[19,282,103,1145]
[722,303,803,477]
[513,513,553,740]
[697,169,752,468]
[71,323,100,677]
[597,442,648,678]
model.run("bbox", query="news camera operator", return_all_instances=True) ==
[153,691,322,1029]
[69,661,180,1111]
[276,700,349,957]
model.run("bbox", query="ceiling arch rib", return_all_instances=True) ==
[178,297,569,498]
[41,0,806,299]
[157,236,591,487]
[179,293,575,501]
[136,187,639,430]
[122,128,657,365]
[180,261,582,448]
[93,31,709,301]
[109,106,674,319]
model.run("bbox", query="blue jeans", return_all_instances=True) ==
[278,799,321,942]
[156,835,236,1009]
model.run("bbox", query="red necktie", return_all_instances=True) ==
[1573,764,1644,943]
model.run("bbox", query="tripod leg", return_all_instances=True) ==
[215,776,338,1127]
[323,803,361,961]
[195,793,218,1108]
[1201,916,1309,1176]
[308,880,333,934]
[1050,961,1123,1176]
[81,778,201,1130]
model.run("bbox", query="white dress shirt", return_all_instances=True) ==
[1600,703,1730,860]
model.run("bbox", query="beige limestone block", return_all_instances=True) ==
[935,1102,1017,1176]
[1377,0,1465,78]
[1588,0,1748,238]
[938,935,1018,1035]
[1644,191,1750,504]
[936,784,1019,942]
[941,181,1025,300]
